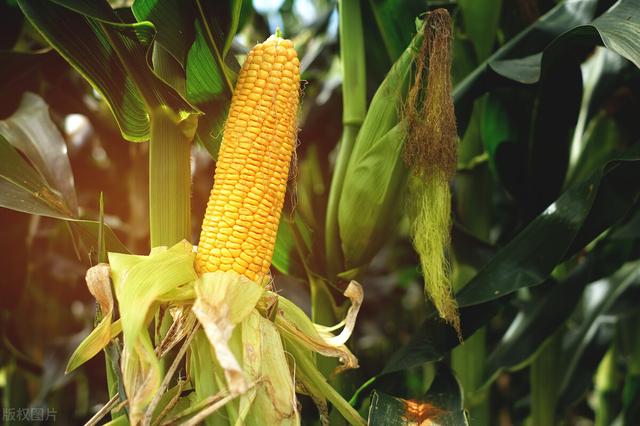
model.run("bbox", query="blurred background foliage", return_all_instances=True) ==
[1,0,639,425]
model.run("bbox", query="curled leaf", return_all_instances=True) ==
[316,281,363,347]
[275,282,363,376]
[66,263,116,373]
[86,263,113,314]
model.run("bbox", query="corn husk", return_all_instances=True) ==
[338,29,420,269]
[68,244,365,425]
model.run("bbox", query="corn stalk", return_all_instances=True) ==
[451,100,492,426]
[149,45,193,248]
[324,0,366,278]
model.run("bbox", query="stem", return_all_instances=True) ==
[149,45,194,378]
[290,341,367,426]
[142,324,200,426]
[310,275,339,378]
[325,127,356,276]
[451,98,492,425]
[531,332,562,426]
[85,395,121,426]
[324,0,366,277]
[451,329,488,420]
[149,45,192,248]
[595,346,620,426]
[148,109,192,247]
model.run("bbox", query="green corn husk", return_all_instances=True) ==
[68,243,366,426]
[339,9,460,332]
[337,24,424,270]
[188,273,365,426]
[113,241,197,424]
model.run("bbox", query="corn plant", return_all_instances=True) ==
[1,0,640,425]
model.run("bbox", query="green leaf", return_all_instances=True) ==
[0,49,56,96]
[481,221,638,387]
[421,364,468,426]
[454,0,599,132]
[367,0,425,62]
[66,319,122,373]
[527,51,583,211]
[473,0,640,99]
[0,133,127,255]
[17,0,199,142]
[376,155,640,378]
[480,0,640,209]
[557,261,640,402]
[451,224,496,271]
[188,0,242,158]
[132,0,196,66]
[0,132,70,219]
[489,0,640,86]
[272,214,309,277]
[589,0,640,69]
[0,92,78,213]
[567,48,629,186]
[456,156,640,307]
[379,300,500,377]
[481,88,535,200]
[130,0,244,157]
[458,0,502,62]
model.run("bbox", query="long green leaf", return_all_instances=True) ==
[557,261,640,400]
[482,217,638,387]
[0,134,127,254]
[453,0,599,132]
[189,0,242,158]
[0,92,78,213]
[130,0,243,157]
[458,0,502,62]
[375,155,640,378]
[456,156,640,307]
[131,0,196,67]
[17,0,199,142]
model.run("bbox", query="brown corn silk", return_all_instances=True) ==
[404,9,457,179]
[404,9,460,335]
[195,35,300,283]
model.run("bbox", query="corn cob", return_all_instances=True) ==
[195,34,300,283]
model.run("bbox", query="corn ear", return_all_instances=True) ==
[196,34,300,283]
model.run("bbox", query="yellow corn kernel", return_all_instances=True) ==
[195,34,300,283]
